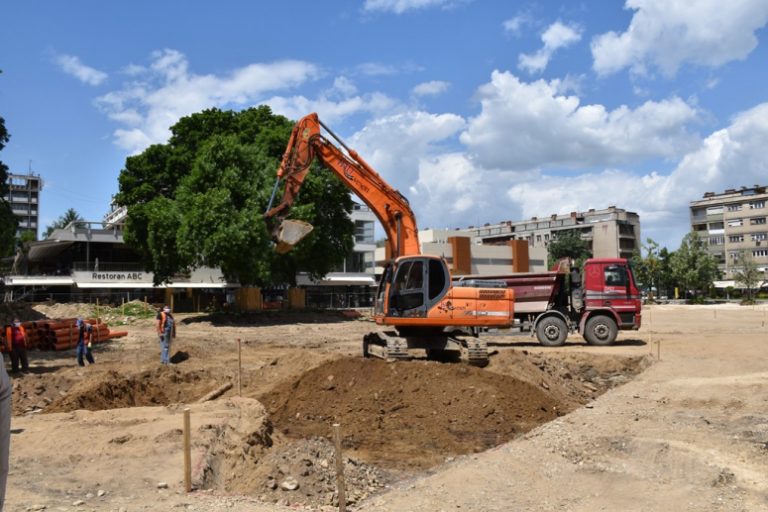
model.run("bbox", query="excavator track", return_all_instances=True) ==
[362,330,489,366]
[363,331,410,361]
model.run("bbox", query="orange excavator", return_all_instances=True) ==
[265,113,515,365]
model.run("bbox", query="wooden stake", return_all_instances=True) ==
[122,297,125,316]
[333,423,346,512]
[237,338,242,397]
[648,307,653,355]
[96,298,100,323]
[183,408,192,492]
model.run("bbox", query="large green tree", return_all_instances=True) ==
[732,250,765,302]
[670,231,720,300]
[44,208,84,237]
[631,238,665,298]
[116,106,354,285]
[0,109,18,258]
[547,229,592,268]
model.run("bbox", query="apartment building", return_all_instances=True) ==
[690,185,768,279]
[460,206,641,261]
[3,172,43,237]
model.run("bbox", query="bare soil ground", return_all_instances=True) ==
[3,304,767,511]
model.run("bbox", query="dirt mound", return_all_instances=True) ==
[259,357,567,470]
[0,302,48,325]
[207,436,394,508]
[45,367,222,412]
[32,302,94,320]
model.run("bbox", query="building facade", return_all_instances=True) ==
[374,207,641,277]
[297,202,377,308]
[458,206,641,262]
[3,172,43,237]
[690,185,768,279]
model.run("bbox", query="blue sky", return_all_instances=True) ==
[2,0,768,251]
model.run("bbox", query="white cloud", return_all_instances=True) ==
[348,111,466,193]
[503,102,768,249]
[265,92,397,127]
[363,0,462,14]
[356,62,400,76]
[55,54,108,86]
[412,80,450,96]
[503,14,531,36]
[519,21,582,74]
[460,71,700,170]
[94,50,322,153]
[592,0,768,77]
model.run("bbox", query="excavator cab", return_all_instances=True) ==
[375,256,450,320]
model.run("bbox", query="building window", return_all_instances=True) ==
[544,234,550,242]
[728,219,743,227]
[536,234,542,243]
[753,249,768,258]
[752,233,768,241]
[727,204,743,212]
[729,235,744,243]
[729,251,741,262]
[709,236,724,246]
[751,217,767,225]
[749,201,765,209]
[354,220,374,244]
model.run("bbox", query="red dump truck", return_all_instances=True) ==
[455,258,642,346]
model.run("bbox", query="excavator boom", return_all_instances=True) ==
[265,113,419,258]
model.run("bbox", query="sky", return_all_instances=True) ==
[2,0,768,252]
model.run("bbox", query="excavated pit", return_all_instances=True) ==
[39,351,650,508]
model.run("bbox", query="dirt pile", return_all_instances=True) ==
[208,436,394,508]
[0,302,47,325]
[45,366,224,413]
[259,357,568,470]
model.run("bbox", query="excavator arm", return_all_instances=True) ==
[265,113,420,258]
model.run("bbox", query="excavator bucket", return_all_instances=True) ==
[275,219,314,254]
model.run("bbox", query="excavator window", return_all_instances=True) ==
[389,259,426,314]
[428,259,447,300]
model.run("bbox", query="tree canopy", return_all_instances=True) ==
[732,250,765,302]
[44,208,84,238]
[547,229,592,268]
[670,231,720,299]
[0,111,18,258]
[115,106,354,285]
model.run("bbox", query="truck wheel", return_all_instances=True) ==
[536,316,568,346]
[583,316,618,346]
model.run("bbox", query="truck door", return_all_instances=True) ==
[600,263,637,327]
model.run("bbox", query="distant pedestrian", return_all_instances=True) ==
[157,306,176,365]
[0,360,10,511]
[5,318,29,374]
[75,318,95,367]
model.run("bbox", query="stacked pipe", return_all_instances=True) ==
[1,318,128,352]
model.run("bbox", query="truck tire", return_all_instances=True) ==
[536,316,568,346]
[583,315,618,346]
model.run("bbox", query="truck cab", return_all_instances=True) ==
[577,258,642,345]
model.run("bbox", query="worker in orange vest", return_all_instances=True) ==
[75,318,95,367]
[4,318,29,374]
[157,305,176,365]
